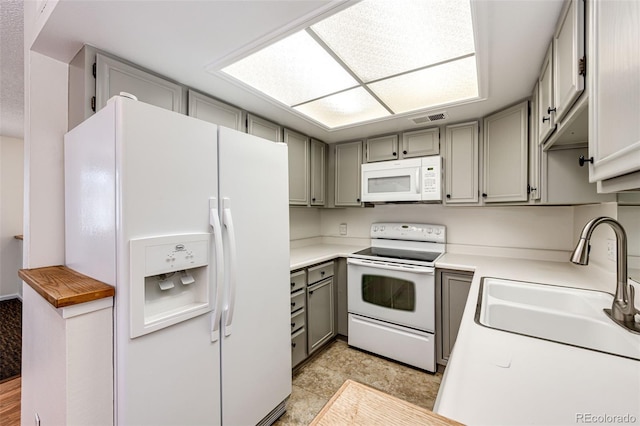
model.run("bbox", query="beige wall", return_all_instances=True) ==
[0,136,24,298]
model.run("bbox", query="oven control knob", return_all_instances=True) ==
[426,228,433,234]
[435,229,441,235]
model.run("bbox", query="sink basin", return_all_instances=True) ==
[476,277,640,360]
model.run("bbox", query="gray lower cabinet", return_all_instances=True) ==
[290,270,307,368]
[307,277,335,354]
[438,269,473,364]
[290,261,335,368]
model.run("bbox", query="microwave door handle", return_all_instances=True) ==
[416,168,421,193]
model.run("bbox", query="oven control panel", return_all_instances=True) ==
[370,222,446,243]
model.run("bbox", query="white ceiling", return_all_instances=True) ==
[5,0,565,143]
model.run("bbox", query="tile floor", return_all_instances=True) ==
[274,339,443,426]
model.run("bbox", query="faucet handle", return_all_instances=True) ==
[623,284,639,317]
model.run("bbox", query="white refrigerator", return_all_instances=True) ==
[64,96,292,425]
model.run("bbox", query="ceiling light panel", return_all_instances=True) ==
[368,55,479,113]
[310,0,475,83]
[221,31,358,106]
[293,87,391,128]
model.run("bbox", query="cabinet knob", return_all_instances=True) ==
[578,155,594,167]
[291,322,296,328]
[312,197,316,202]
[320,271,325,276]
[292,342,296,348]
[482,193,488,198]
[309,290,314,295]
[542,116,551,123]
[291,282,295,287]
[356,198,361,202]
[547,107,556,114]
[392,152,397,157]
[403,150,408,155]
[291,302,296,307]
[446,194,451,199]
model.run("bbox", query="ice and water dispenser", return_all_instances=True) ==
[129,233,212,338]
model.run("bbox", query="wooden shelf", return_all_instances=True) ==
[19,265,114,308]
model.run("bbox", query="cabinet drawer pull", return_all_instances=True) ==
[309,290,314,295]
[291,302,296,307]
[291,282,295,287]
[291,322,296,328]
[292,342,296,348]
[542,116,550,123]
[547,107,556,114]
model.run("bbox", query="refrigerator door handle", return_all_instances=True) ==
[222,197,238,337]
[209,198,224,342]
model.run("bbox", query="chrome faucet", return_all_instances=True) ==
[571,217,639,333]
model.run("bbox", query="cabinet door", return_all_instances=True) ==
[444,122,479,204]
[441,272,472,362]
[95,53,184,113]
[401,128,440,158]
[307,278,335,354]
[365,134,399,162]
[537,43,556,144]
[335,141,363,207]
[553,0,585,123]
[310,139,327,206]
[247,114,282,142]
[588,0,640,187]
[187,90,244,131]
[529,83,541,201]
[483,101,529,203]
[284,129,310,206]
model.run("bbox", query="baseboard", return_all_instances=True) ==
[0,293,22,302]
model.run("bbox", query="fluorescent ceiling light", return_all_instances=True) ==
[220,0,478,129]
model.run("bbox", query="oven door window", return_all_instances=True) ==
[362,274,415,311]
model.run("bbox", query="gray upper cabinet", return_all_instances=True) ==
[588,0,640,191]
[529,82,541,201]
[310,139,327,207]
[247,114,282,142]
[482,101,529,203]
[365,134,399,162]
[187,90,244,131]
[95,53,185,114]
[537,43,556,145]
[284,129,310,206]
[444,122,479,204]
[335,141,363,207]
[401,128,440,158]
[552,0,585,124]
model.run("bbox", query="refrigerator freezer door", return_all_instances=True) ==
[218,127,292,425]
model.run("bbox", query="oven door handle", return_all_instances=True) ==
[347,257,434,274]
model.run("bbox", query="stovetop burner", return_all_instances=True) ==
[353,247,442,263]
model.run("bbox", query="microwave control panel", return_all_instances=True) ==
[421,156,441,200]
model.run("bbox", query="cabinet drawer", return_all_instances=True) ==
[308,262,334,284]
[291,289,306,313]
[290,270,306,293]
[291,328,307,368]
[291,308,306,333]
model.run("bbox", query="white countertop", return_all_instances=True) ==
[290,243,368,270]
[433,253,640,426]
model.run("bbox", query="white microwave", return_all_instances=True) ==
[361,156,442,202]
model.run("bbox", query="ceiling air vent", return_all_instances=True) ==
[410,111,449,125]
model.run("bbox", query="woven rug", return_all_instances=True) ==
[0,298,22,383]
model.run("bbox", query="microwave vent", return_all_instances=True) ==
[410,111,449,124]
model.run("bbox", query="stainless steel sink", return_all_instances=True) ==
[476,277,640,360]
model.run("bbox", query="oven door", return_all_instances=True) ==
[347,257,435,332]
